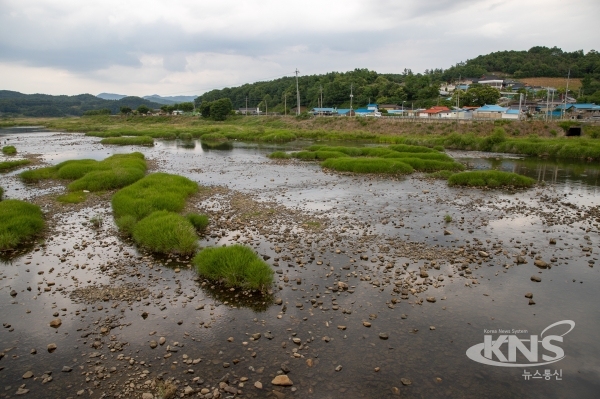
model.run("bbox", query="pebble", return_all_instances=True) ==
[254,381,263,389]
[426,297,436,303]
[47,343,57,352]
[362,321,371,327]
[22,371,33,379]
[379,333,389,340]
[531,275,542,282]
[524,292,533,298]
[401,378,412,386]
[271,375,293,386]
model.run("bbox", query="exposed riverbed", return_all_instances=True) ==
[1,131,599,399]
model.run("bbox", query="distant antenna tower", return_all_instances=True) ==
[295,69,301,115]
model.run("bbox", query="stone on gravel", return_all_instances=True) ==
[272,375,293,386]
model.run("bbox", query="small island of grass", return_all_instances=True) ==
[448,170,535,188]
[193,244,274,291]
[0,159,31,172]
[2,145,17,155]
[0,199,45,251]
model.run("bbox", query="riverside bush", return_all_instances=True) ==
[448,171,535,188]
[0,199,45,250]
[20,152,146,192]
[193,244,274,291]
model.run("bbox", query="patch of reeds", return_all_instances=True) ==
[186,213,209,231]
[132,211,198,254]
[322,158,414,174]
[268,151,291,159]
[2,145,17,155]
[20,152,146,192]
[448,170,535,188]
[57,191,88,204]
[193,244,274,291]
[0,159,31,172]
[100,136,154,146]
[0,199,45,250]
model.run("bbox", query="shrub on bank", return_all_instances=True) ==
[448,170,535,188]
[100,136,154,146]
[0,199,45,250]
[322,158,414,174]
[2,145,16,155]
[0,159,30,172]
[20,152,146,192]
[132,211,198,254]
[193,244,274,291]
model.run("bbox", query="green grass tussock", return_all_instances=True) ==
[0,199,45,250]
[426,170,456,180]
[132,211,198,255]
[2,145,17,155]
[0,159,31,172]
[292,151,317,160]
[187,213,209,231]
[448,170,535,188]
[193,244,274,291]
[20,152,146,192]
[395,158,465,172]
[100,136,154,146]
[322,158,414,174]
[112,173,198,222]
[388,144,437,153]
[268,151,291,159]
[57,191,88,204]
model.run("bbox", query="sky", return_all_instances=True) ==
[0,0,598,97]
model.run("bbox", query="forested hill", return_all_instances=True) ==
[441,46,600,80]
[196,46,600,112]
[0,91,163,117]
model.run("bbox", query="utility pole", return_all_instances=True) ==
[320,85,323,117]
[550,89,555,121]
[562,69,571,120]
[295,69,301,116]
[546,87,550,122]
[284,93,287,116]
[265,98,268,116]
[245,96,248,116]
[518,93,523,119]
[350,84,354,117]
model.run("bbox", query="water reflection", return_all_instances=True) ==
[201,141,234,151]
[198,282,274,312]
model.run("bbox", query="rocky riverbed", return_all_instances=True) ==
[0,131,599,398]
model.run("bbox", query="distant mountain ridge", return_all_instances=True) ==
[0,90,163,117]
[96,93,197,105]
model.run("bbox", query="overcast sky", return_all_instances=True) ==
[0,0,598,97]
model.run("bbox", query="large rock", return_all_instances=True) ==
[271,375,293,386]
[49,318,62,328]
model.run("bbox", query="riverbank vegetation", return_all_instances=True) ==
[100,136,154,146]
[3,115,600,160]
[2,145,16,155]
[193,244,274,291]
[0,159,30,172]
[19,152,146,192]
[0,199,45,250]
[448,170,536,188]
[111,173,204,254]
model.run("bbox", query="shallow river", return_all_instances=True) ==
[0,131,599,399]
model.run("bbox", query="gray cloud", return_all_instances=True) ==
[0,0,598,96]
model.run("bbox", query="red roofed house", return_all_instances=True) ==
[418,106,450,118]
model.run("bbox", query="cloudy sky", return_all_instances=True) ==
[0,0,598,97]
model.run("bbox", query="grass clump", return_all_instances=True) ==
[20,152,146,192]
[112,173,198,222]
[0,159,31,172]
[292,151,318,160]
[448,170,535,188]
[2,145,17,155]
[57,191,88,204]
[100,136,154,146]
[201,133,228,142]
[193,244,274,291]
[444,214,452,223]
[426,170,456,180]
[132,211,198,255]
[0,199,45,250]
[322,158,414,175]
[186,213,209,231]
[89,215,103,229]
[268,151,291,159]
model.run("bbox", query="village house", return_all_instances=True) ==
[473,104,508,119]
[418,106,450,118]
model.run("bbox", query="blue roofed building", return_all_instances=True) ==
[310,107,336,115]
[473,104,509,119]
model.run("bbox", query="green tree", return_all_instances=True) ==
[178,102,194,112]
[466,85,501,106]
[199,102,211,118]
[120,106,132,114]
[137,104,150,114]
[210,98,233,121]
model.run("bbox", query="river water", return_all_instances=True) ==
[0,131,599,399]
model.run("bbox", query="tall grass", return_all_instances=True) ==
[132,211,198,254]
[322,158,414,174]
[448,171,535,188]
[2,145,16,155]
[193,244,274,291]
[0,199,45,250]
[20,152,146,192]
[268,151,291,159]
[0,159,30,172]
[100,136,154,146]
